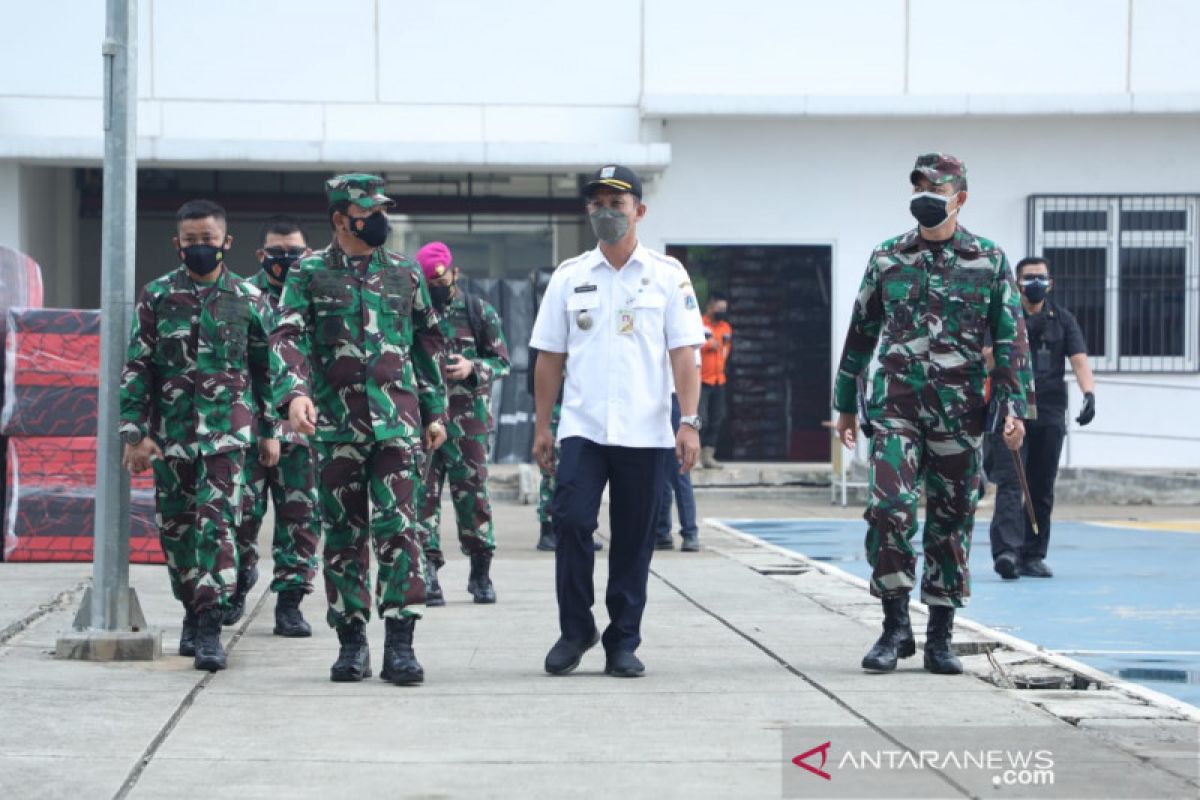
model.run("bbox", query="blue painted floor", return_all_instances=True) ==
[725,517,1200,707]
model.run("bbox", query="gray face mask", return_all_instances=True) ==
[589,207,630,244]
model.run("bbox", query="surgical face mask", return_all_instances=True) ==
[909,191,956,229]
[429,282,453,310]
[1020,276,1050,303]
[589,207,630,244]
[261,247,306,280]
[346,210,390,248]
[180,244,225,277]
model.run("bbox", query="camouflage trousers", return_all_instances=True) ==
[864,409,985,608]
[419,433,496,568]
[234,442,320,593]
[312,438,426,627]
[152,451,245,614]
[536,403,562,524]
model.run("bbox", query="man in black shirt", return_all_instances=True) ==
[988,256,1096,579]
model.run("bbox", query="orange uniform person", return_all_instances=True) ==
[698,291,732,469]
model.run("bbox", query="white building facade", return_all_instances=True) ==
[2,0,1198,467]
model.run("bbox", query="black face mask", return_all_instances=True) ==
[1021,279,1050,304]
[261,248,306,281]
[429,283,454,311]
[909,192,954,229]
[180,244,225,277]
[711,311,728,323]
[346,211,390,248]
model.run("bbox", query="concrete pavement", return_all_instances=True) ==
[0,494,1196,799]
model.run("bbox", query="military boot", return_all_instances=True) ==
[923,606,964,675]
[223,564,258,626]
[861,595,916,672]
[330,620,371,682]
[273,589,312,637]
[192,608,227,672]
[425,561,445,607]
[467,551,497,604]
[380,617,424,685]
[535,520,557,551]
[179,610,198,657]
[701,446,724,470]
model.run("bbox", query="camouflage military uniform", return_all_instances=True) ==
[271,228,446,628]
[233,271,320,594]
[834,156,1034,609]
[120,265,276,615]
[419,292,510,567]
[536,402,562,525]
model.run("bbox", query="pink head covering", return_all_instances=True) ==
[416,241,453,281]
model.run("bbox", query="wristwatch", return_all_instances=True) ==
[680,415,703,431]
[120,429,144,446]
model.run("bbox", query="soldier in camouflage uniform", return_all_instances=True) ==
[414,242,510,606]
[833,154,1035,676]
[229,215,321,638]
[534,402,562,550]
[272,174,448,686]
[120,199,278,673]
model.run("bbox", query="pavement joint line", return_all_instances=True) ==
[646,567,976,799]
[706,517,1200,725]
[112,585,272,800]
[0,577,92,650]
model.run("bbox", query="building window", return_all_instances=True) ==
[1029,195,1199,372]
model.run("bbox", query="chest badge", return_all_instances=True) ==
[576,310,594,330]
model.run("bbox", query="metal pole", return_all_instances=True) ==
[92,0,137,631]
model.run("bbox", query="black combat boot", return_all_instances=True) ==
[380,617,424,685]
[179,610,198,657]
[330,620,371,682]
[273,589,312,637]
[425,561,445,607]
[536,520,557,551]
[223,564,258,626]
[923,606,964,675]
[193,608,227,672]
[861,595,916,672]
[467,551,497,604]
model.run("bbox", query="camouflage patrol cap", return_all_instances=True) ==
[325,173,394,209]
[909,153,967,187]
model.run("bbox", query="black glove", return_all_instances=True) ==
[1076,391,1096,426]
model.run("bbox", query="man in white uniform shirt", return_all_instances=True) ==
[530,164,706,678]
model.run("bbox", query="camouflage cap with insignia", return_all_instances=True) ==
[325,173,394,209]
[909,153,967,187]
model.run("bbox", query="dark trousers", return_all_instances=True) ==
[698,382,726,448]
[656,394,698,538]
[552,436,671,653]
[988,424,1066,563]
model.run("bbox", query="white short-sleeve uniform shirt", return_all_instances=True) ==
[529,244,705,449]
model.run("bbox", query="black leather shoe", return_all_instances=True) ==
[193,609,227,672]
[1019,559,1053,578]
[273,589,312,637]
[380,617,424,685]
[179,611,198,657]
[605,651,645,678]
[425,561,445,607]
[680,534,700,552]
[544,629,600,675]
[654,537,674,551]
[467,552,497,604]
[223,565,259,626]
[536,521,557,552]
[994,552,1020,581]
[861,595,916,672]
[330,620,371,682]
[923,606,963,675]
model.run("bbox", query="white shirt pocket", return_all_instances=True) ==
[633,292,666,335]
[567,291,601,332]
